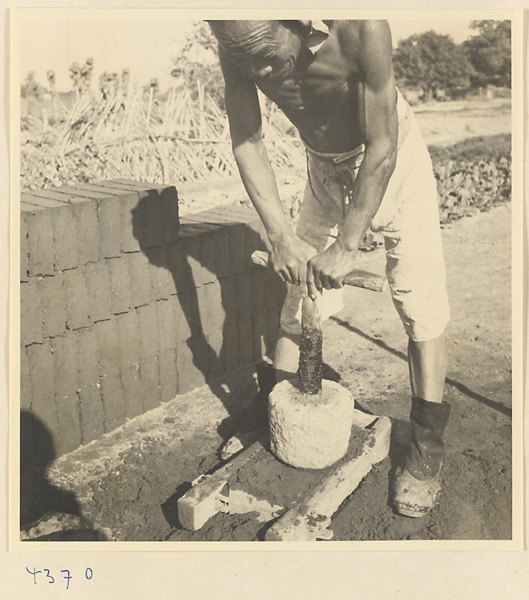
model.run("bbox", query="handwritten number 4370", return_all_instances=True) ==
[26,567,93,589]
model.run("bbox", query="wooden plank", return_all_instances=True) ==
[265,416,392,541]
[178,439,266,531]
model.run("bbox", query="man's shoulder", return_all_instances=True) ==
[330,20,392,68]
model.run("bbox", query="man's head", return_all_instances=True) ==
[208,20,302,81]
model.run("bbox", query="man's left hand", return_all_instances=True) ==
[306,240,358,300]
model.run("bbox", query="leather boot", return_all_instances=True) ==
[393,397,451,518]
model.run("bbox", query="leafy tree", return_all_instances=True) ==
[463,20,511,88]
[170,20,225,107]
[393,31,475,100]
[21,71,48,99]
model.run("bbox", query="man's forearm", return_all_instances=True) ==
[336,145,396,253]
[233,137,293,245]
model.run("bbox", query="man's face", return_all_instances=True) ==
[213,21,302,82]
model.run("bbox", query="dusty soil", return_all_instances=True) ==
[20,203,513,543]
[20,101,514,543]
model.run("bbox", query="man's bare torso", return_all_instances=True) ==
[255,22,368,153]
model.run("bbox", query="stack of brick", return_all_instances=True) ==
[20,179,286,465]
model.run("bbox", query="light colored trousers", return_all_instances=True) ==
[274,91,450,374]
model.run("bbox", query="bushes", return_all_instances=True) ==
[429,134,511,223]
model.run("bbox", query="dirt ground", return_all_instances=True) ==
[19,100,514,543]
[20,202,513,543]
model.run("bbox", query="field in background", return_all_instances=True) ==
[20,85,511,225]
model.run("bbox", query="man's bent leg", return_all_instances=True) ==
[408,334,447,404]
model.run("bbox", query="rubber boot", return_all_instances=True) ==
[393,397,451,518]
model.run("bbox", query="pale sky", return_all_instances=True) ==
[16,12,475,92]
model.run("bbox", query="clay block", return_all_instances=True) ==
[218,276,237,325]
[229,223,246,274]
[136,303,160,358]
[20,347,31,410]
[166,240,195,292]
[94,318,122,376]
[158,347,178,403]
[264,309,281,352]
[253,312,269,361]
[40,274,67,338]
[75,327,98,388]
[56,186,109,202]
[120,191,145,253]
[98,196,122,258]
[204,280,224,332]
[199,232,217,285]
[126,252,152,308]
[176,288,200,340]
[20,217,29,282]
[235,271,253,320]
[52,335,79,400]
[53,204,78,271]
[20,408,37,470]
[165,294,189,345]
[176,337,208,394]
[195,285,209,334]
[72,200,99,265]
[55,393,82,456]
[214,228,231,279]
[28,189,71,203]
[263,268,281,310]
[20,279,43,346]
[79,383,105,444]
[116,310,140,366]
[238,317,255,366]
[160,187,180,244]
[140,356,160,411]
[108,179,168,191]
[63,266,91,330]
[100,373,126,431]
[183,234,204,288]
[140,191,163,249]
[244,219,267,263]
[147,246,174,301]
[84,261,112,323]
[251,269,267,315]
[156,299,178,352]
[206,328,224,379]
[27,340,59,460]
[223,322,240,373]
[107,257,131,315]
[22,192,66,208]
[122,364,144,419]
[25,208,55,276]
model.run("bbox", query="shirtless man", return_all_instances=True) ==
[208,20,451,518]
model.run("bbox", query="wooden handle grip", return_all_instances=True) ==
[251,251,386,293]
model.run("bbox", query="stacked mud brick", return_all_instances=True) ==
[20,179,286,465]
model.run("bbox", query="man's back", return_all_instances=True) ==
[217,20,395,153]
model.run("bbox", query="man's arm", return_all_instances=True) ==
[307,21,398,298]
[219,48,315,285]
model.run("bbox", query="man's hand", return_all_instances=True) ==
[306,240,358,300]
[270,234,317,294]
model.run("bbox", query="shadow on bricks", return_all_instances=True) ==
[20,410,104,540]
[131,193,282,440]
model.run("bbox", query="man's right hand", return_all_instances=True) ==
[270,234,317,296]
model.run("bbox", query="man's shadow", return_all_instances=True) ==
[20,410,104,540]
[130,192,283,443]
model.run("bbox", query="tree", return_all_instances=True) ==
[463,20,511,88]
[393,31,475,101]
[170,20,225,107]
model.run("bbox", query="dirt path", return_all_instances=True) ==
[20,203,513,542]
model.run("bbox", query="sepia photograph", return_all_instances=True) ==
[12,9,522,547]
